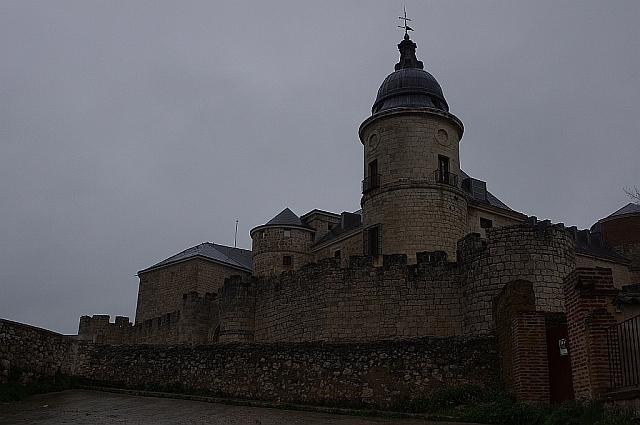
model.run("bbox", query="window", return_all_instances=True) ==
[369,159,378,179]
[480,217,493,229]
[328,224,333,231]
[334,249,341,259]
[310,233,315,242]
[437,155,450,184]
[283,229,291,237]
[363,225,381,257]
[259,230,265,239]
[283,255,292,266]
[362,159,381,193]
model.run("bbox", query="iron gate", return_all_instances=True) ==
[607,315,640,390]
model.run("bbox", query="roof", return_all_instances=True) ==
[264,208,312,228]
[140,242,252,273]
[564,226,629,262]
[372,35,448,115]
[604,203,640,219]
[460,171,515,211]
[314,211,363,245]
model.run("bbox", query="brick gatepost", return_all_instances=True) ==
[494,279,550,403]
[564,267,618,399]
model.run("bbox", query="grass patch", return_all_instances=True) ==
[393,383,635,425]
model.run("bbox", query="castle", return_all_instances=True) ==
[77,33,640,401]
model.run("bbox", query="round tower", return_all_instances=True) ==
[250,208,315,276]
[360,34,467,263]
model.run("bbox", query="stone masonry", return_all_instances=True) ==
[0,319,77,384]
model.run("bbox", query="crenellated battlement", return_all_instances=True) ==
[79,221,583,344]
[78,314,133,344]
[211,221,579,342]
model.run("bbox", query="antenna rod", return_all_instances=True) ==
[234,219,238,248]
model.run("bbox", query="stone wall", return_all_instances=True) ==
[362,182,468,263]
[253,254,462,342]
[218,276,255,342]
[576,252,633,289]
[458,223,576,335]
[359,108,467,264]
[79,291,218,345]
[78,315,133,344]
[135,258,250,323]
[0,319,77,384]
[466,203,524,236]
[312,227,362,267]
[251,226,314,277]
[75,336,498,409]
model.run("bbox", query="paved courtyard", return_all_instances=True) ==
[0,390,478,425]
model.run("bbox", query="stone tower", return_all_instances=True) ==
[359,35,467,263]
[250,208,314,276]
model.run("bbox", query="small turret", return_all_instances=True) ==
[250,208,315,276]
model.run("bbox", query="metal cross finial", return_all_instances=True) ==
[398,6,413,36]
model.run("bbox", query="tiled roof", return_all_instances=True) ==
[140,242,252,273]
[460,170,515,211]
[314,211,363,245]
[605,203,640,219]
[264,208,311,228]
[564,225,629,262]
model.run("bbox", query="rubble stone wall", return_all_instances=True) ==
[75,336,498,409]
[0,319,77,384]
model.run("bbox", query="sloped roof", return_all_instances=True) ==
[460,170,514,211]
[264,208,311,228]
[605,203,640,219]
[140,242,252,273]
[314,210,362,245]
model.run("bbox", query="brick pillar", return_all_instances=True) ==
[564,268,618,399]
[494,279,550,403]
[512,312,550,402]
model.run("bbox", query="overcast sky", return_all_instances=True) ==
[1,1,638,335]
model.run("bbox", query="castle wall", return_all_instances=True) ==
[79,292,218,345]
[576,252,634,289]
[251,226,313,276]
[253,255,462,342]
[75,336,498,409]
[466,204,524,236]
[301,210,340,241]
[458,224,576,335]
[218,276,255,342]
[311,227,362,267]
[0,319,77,384]
[135,258,250,324]
[78,315,132,344]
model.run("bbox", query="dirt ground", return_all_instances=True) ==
[0,389,479,425]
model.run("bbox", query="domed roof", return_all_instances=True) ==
[372,35,449,115]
